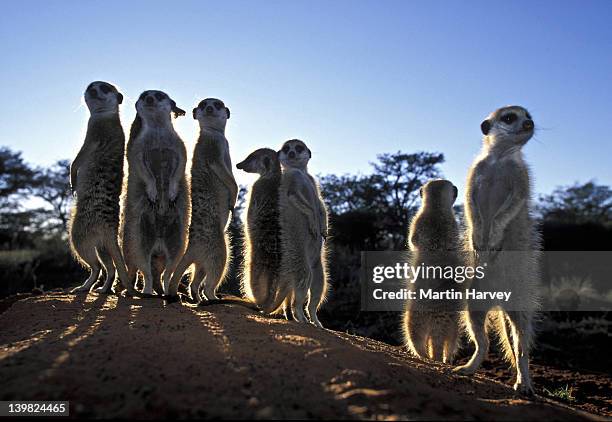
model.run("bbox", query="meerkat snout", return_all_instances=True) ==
[522,119,534,131]
[84,81,123,113]
[481,105,534,147]
[191,98,230,123]
[136,90,185,120]
[278,139,312,170]
[236,148,278,175]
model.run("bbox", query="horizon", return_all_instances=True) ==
[1,0,611,199]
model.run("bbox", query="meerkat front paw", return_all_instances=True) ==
[146,184,158,202]
[169,182,179,202]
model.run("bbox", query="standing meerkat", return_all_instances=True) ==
[69,81,136,295]
[454,105,541,395]
[236,148,283,312]
[274,139,329,327]
[121,90,189,296]
[403,179,464,363]
[166,98,238,303]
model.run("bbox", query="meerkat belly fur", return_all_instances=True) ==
[236,148,282,311]
[403,180,464,363]
[274,139,329,327]
[454,105,541,395]
[166,98,238,302]
[69,81,136,295]
[121,90,189,296]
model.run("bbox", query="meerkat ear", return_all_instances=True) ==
[192,108,198,120]
[480,119,491,135]
[452,186,458,202]
[225,107,230,119]
[116,92,124,104]
[307,147,312,158]
[170,100,186,118]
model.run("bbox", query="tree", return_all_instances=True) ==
[320,151,445,249]
[538,181,612,225]
[0,147,35,210]
[369,151,444,247]
[32,160,72,231]
[0,148,39,249]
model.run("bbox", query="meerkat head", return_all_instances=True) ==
[419,179,458,209]
[278,139,311,171]
[236,148,280,176]
[135,90,185,125]
[480,105,534,150]
[84,81,123,115]
[193,98,230,132]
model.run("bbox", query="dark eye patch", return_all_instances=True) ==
[155,92,165,101]
[282,145,290,153]
[214,101,222,110]
[501,113,517,124]
[100,85,110,94]
[295,145,304,153]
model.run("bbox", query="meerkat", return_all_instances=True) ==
[68,81,136,296]
[454,105,541,395]
[403,179,464,363]
[165,98,238,303]
[120,90,189,296]
[272,139,329,327]
[236,148,283,311]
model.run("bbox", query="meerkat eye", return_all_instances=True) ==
[501,113,517,124]
[155,93,165,101]
[100,85,110,94]
[214,101,222,110]
[282,145,290,153]
[295,145,304,153]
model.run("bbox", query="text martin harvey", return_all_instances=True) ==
[373,288,512,302]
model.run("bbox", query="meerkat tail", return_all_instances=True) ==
[199,295,260,311]
[165,248,194,297]
[261,280,292,315]
[489,311,517,367]
[200,233,231,301]
[95,248,115,293]
[104,237,137,295]
[403,312,431,360]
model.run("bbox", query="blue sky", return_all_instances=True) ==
[1,0,611,198]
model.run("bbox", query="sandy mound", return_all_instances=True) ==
[0,293,598,419]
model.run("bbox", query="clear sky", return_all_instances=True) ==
[1,0,611,197]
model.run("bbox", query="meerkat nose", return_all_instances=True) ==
[145,96,154,105]
[288,151,296,159]
[206,106,213,113]
[522,120,534,130]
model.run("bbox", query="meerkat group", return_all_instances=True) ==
[68,82,540,392]
[402,105,540,395]
[69,81,330,325]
